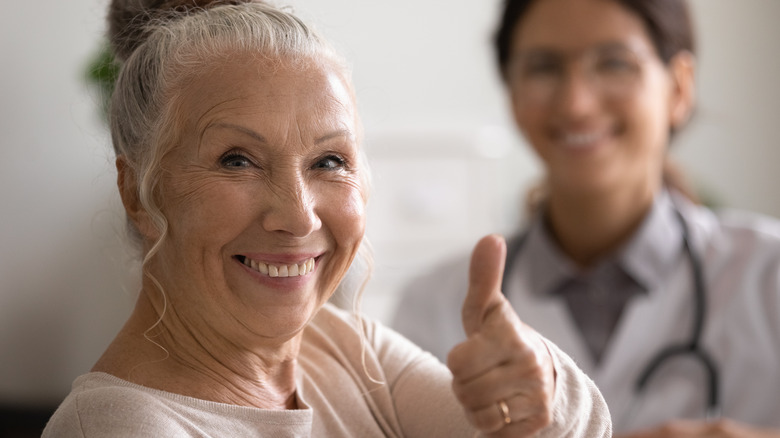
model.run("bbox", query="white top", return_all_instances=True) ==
[392,192,780,433]
[44,304,611,437]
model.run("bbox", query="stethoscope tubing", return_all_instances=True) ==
[501,202,720,417]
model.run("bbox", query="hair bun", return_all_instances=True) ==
[107,0,255,61]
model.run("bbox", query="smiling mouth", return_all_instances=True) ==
[235,255,315,278]
[561,131,605,148]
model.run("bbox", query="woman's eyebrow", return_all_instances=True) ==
[315,129,353,144]
[514,40,633,57]
[207,123,351,144]
[208,122,268,143]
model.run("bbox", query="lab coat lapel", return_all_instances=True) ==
[508,264,597,374]
[594,260,693,429]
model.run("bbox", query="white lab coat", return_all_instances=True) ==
[391,195,780,433]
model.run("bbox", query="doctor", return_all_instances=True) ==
[392,0,780,436]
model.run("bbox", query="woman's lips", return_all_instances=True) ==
[235,255,316,278]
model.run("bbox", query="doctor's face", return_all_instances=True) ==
[506,0,689,197]
[144,56,367,343]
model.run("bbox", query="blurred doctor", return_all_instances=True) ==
[392,0,780,436]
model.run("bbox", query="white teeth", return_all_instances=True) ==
[563,132,601,148]
[241,256,315,278]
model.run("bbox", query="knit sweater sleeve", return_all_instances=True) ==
[364,312,612,437]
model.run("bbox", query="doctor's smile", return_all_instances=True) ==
[553,128,616,150]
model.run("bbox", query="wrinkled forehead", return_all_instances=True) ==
[170,53,360,141]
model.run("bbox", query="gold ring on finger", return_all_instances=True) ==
[497,399,511,425]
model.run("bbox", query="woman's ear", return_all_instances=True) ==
[116,156,159,239]
[668,51,697,129]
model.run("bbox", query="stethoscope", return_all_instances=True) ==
[501,203,721,420]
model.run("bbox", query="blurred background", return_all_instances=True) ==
[1,0,779,435]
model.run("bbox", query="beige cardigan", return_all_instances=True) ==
[43,304,611,437]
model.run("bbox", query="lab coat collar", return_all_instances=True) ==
[619,189,685,294]
[524,189,684,298]
[523,215,576,298]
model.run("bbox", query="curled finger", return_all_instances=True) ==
[467,394,552,436]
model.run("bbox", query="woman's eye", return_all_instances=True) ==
[595,50,639,74]
[599,57,633,71]
[220,152,252,169]
[521,59,562,77]
[314,155,346,170]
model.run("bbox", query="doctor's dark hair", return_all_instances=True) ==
[493,0,696,81]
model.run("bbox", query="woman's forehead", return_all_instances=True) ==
[177,57,358,140]
[185,56,350,103]
[513,0,652,51]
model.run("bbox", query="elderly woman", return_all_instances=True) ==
[43,1,610,436]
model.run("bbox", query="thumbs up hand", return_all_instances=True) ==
[447,234,556,437]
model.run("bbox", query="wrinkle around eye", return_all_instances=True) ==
[327,172,369,203]
[164,164,264,206]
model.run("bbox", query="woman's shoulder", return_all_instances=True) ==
[301,305,472,437]
[714,207,780,241]
[43,373,192,437]
[303,304,447,383]
[677,194,780,252]
[677,200,780,307]
[306,303,423,359]
[702,205,780,256]
[44,372,312,437]
[54,372,171,410]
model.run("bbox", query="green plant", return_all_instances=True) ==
[84,41,120,123]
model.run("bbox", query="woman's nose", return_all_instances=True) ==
[261,179,322,237]
[553,66,600,116]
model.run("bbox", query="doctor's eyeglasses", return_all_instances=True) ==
[506,43,654,106]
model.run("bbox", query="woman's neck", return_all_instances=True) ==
[93,292,300,410]
[545,183,657,269]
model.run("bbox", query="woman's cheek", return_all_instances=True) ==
[336,185,366,241]
[321,174,367,215]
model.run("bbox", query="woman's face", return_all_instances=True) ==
[506,0,692,197]
[145,56,366,343]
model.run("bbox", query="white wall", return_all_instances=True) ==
[677,0,780,215]
[1,0,778,405]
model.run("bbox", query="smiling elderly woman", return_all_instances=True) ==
[42,1,610,436]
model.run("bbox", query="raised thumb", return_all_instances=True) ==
[462,234,507,337]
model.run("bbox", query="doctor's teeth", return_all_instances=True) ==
[242,256,315,278]
[565,132,600,146]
